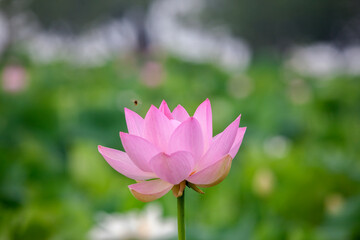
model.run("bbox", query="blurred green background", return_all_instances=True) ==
[1,0,360,239]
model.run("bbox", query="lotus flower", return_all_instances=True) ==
[98,99,246,202]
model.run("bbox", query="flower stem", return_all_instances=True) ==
[177,189,186,240]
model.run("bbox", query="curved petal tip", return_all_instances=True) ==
[128,179,173,202]
[187,154,233,188]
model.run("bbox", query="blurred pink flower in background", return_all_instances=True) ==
[1,65,28,93]
[98,99,246,202]
[140,61,165,87]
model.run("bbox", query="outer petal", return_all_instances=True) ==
[168,117,204,161]
[98,146,156,180]
[144,105,175,151]
[187,154,232,188]
[129,179,173,202]
[193,99,212,151]
[170,119,181,129]
[172,105,190,122]
[159,100,173,119]
[229,127,246,158]
[124,108,144,136]
[120,132,160,172]
[149,151,194,185]
[197,116,240,170]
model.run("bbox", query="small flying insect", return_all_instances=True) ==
[133,99,139,106]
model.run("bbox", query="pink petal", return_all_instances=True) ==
[124,108,144,137]
[159,100,173,119]
[168,117,204,161]
[193,99,212,151]
[197,116,240,170]
[187,154,232,188]
[143,105,175,151]
[172,105,190,122]
[229,127,246,158]
[98,145,156,180]
[128,179,173,202]
[170,119,181,129]
[149,151,194,185]
[120,132,160,172]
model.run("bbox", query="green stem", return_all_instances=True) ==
[177,189,186,240]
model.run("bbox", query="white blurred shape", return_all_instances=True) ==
[26,33,64,63]
[148,0,251,72]
[89,203,177,240]
[218,37,251,72]
[343,45,360,75]
[9,0,251,69]
[25,19,137,66]
[263,135,291,159]
[288,44,344,79]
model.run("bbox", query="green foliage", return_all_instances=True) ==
[0,55,359,239]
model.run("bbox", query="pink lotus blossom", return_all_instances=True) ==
[98,99,246,202]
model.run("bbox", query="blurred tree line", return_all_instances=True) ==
[1,0,359,51]
[0,0,149,32]
[203,0,360,49]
